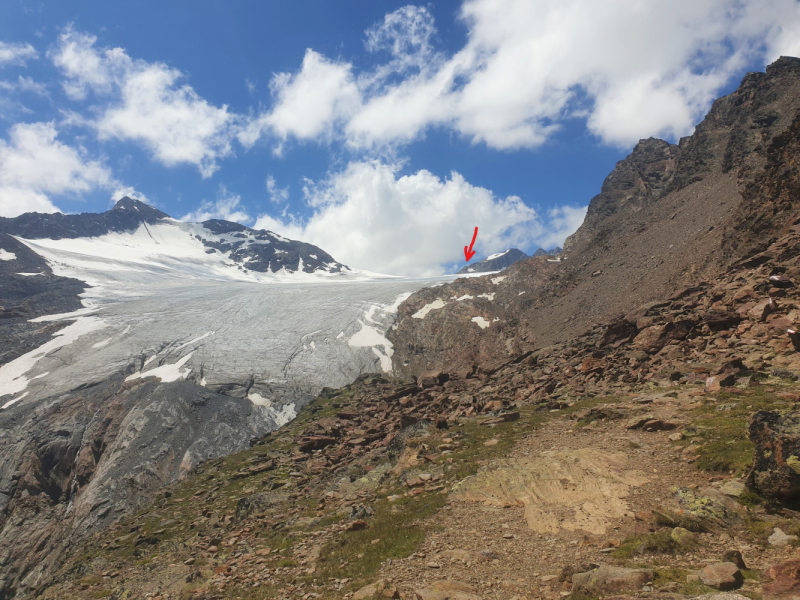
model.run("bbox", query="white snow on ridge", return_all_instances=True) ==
[0,249,15,261]
[486,250,509,261]
[126,352,194,383]
[13,221,396,301]
[478,293,496,301]
[412,299,446,319]
[0,316,107,401]
[491,276,506,284]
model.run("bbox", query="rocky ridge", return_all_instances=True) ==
[389,57,800,381]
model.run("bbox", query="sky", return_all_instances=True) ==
[1,1,800,276]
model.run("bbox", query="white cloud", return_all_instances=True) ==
[266,175,289,203]
[0,41,38,67]
[0,76,48,96]
[239,49,361,152]
[0,121,113,217]
[538,206,587,250]
[111,185,150,206]
[254,161,583,276]
[182,188,252,224]
[246,0,800,152]
[51,27,235,177]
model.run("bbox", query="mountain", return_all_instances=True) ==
[390,56,800,380]
[456,248,528,274]
[0,199,449,597]
[531,246,562,257]
[6,58,800,600]
[0,197,349,277]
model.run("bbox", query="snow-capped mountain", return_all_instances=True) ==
[457,247,528,274]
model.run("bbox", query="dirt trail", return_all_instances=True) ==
[378,390,796,599]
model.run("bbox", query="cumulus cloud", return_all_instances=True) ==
[51,27,235,177]
[0,76,48,96]
[0,121,114,217]
[0,41,38,67]
[254,161,583,276]
[248,0,800,151]
[111,185,151,206]
[266,175,289,203]
[182,188,252,224]
[238,49,360,152]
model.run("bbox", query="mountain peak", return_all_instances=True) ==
[112,197,170,220]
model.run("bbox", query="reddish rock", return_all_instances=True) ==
[699,562,743,590]
[749,299,776,321]
[764,559,800,600]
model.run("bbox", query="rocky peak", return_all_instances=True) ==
[111,196,169,220]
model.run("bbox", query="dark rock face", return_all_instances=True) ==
[196,219,347,274]
[747,410,800,500]
[391,56,800,381]
[457,248,528,274]
[0,197,169,240]
[0,376,273,596]
[0,232,85,367]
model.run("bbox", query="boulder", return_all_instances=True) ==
[354,579,400,600]
[764,559,800,600]
[722,550,747,570]
[418,370,447,388]
[699,562,743,590]
[768,527,798,546]
[571,565,653,596]
[413,579,481,600]
[747,410,800,500]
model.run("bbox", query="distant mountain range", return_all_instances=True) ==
[457,246,561,274]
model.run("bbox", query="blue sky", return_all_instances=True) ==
[1,1,799,275]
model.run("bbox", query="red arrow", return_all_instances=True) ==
[464,227,478,262]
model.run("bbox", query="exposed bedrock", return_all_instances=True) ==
[0,376,274,596]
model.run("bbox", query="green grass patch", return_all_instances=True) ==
[613,530,699,559]
[677,388,798,476]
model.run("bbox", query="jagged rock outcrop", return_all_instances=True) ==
[390,57,800,381]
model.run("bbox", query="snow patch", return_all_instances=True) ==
[412,299,446,319]
[248,393,297,426]
[518,291,526,295]
[144,355,157,366]
[0,316,107,400]
[0,249,16,261]
[491,276,506,285]
[347,320,394,373]
[477,293,496,301]
[16,272,44,276]
[126,352,194,383]
[486,250,509,261]
[471,316,491,329]
[2,391,27,410]
[452,294,474,301]
[175,331,214,351]
[92,338,113,348]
